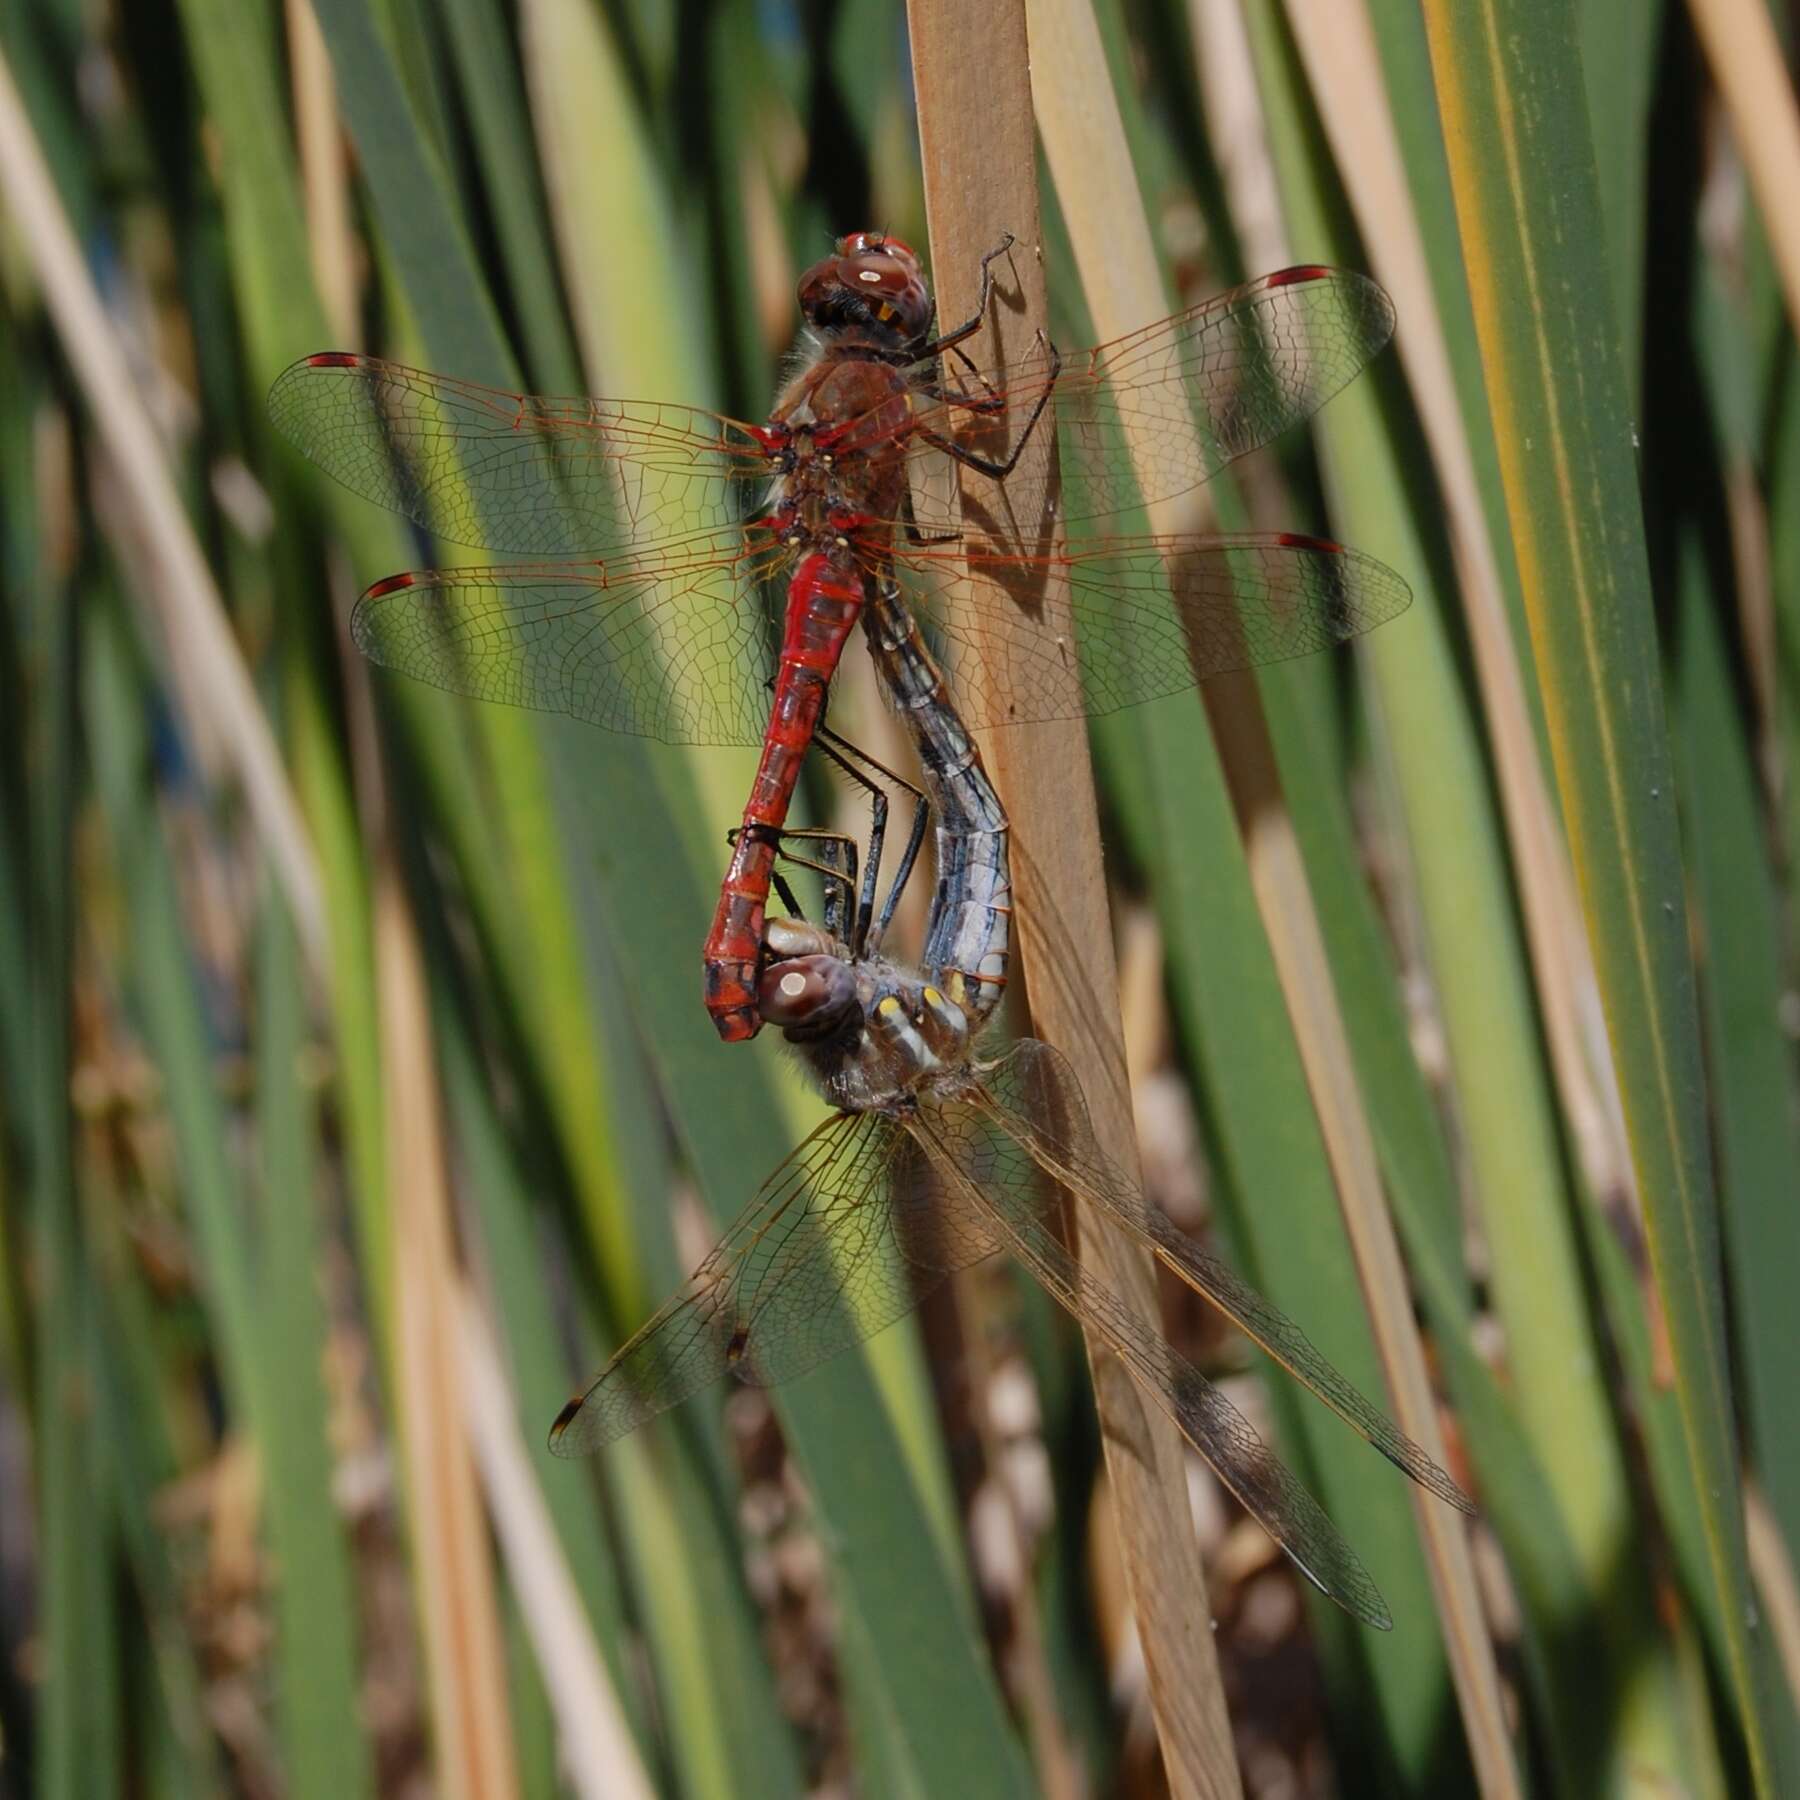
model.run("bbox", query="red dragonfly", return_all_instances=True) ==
[270,232,1408,1039]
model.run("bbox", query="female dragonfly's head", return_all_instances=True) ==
[760,918,974,1113]
[759,950,861,1045]
[796,231,933,353]
[758,917,863,1050]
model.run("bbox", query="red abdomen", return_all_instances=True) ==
[702,551,868,1041]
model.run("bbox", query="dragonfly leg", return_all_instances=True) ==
[727,823,861,939]
[913,329,1063,481]
[812,723,930,957]
[914,233,1018,359]
[769,864,807,924]
[728,722,931,956]
[916,340,1010,418]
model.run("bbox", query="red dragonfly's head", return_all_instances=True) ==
[797,231,933,350]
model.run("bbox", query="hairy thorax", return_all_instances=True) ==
[761,349,917,552]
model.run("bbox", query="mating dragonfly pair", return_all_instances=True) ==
[272,231,1470,1627]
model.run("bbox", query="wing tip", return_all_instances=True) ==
[1264,262,1336,289]
[546,1395,586,1457]
[1275,529,1345,556]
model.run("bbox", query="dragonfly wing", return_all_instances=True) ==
[350,542,779,746]
[972,1040,1473,1515]
[893,532,1410,729]
[906,1103,1393,1629]
[901,267,1394,538]
[548,1109,997,1457]
[269,353,769,556]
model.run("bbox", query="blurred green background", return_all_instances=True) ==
[2,0,1798,1793]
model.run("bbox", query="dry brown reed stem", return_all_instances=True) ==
[906,5,1243,1795]
[378,863,521,1800]
[1025,0,1520,1790]
[1280,0,1633,1220]
[1686,0,1800,345]
[0,42,329,977]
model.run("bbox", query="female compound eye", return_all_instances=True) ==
[759,955,859,1034]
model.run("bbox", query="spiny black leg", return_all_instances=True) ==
[774,829,861,938]
[914,330,1062,480]
[726,823,860,935]
[811,727,899,956]
[916,343,1011,419]
[938,341,1013,417]
[813,722,931,957]
[914,233,1018,359]
[868,781,928,957]
[770,866,805,921]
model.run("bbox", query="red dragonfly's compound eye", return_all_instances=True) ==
[796,237,933,343]
[839,228,917,261]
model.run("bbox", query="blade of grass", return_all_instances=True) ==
[1025,0,1516,1788]
[1680,203,1800,1610]
[1417,3,1783,1785]
[1046,10,1460,1779]
[84,599,390,1791]
[1107,690,1479,1783]
[172,0,398,1352]
[435,0,583,395]
[84,608,262,1450]
[253,879,372,1799]
[906,6,1243,1795]
[174,33,747,1785]
[1283,0,1632,1223]
[0,42,326,970]
[284,0,359,341]
[1579,0,1667,385]
[77,1099,224,1789]
[1251,4,1694,1788]
[26,442,100,1800]
[1672,526,1800,1642]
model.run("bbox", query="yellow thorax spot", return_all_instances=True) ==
[877,995,902,1019]
[922,986,942,1006]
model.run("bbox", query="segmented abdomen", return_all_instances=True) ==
[862,585,1011,1027]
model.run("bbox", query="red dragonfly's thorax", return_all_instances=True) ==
[761,354,917,550]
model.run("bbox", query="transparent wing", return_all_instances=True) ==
[348,536,781,746]
[971,1040,1473,1516]
[269,353,770,556]
[547,1110,1000,1457]
[891,532,1411,730]
[901,266,1396,539]
[269,271,1390,559]
[905,1103,1394,1629]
